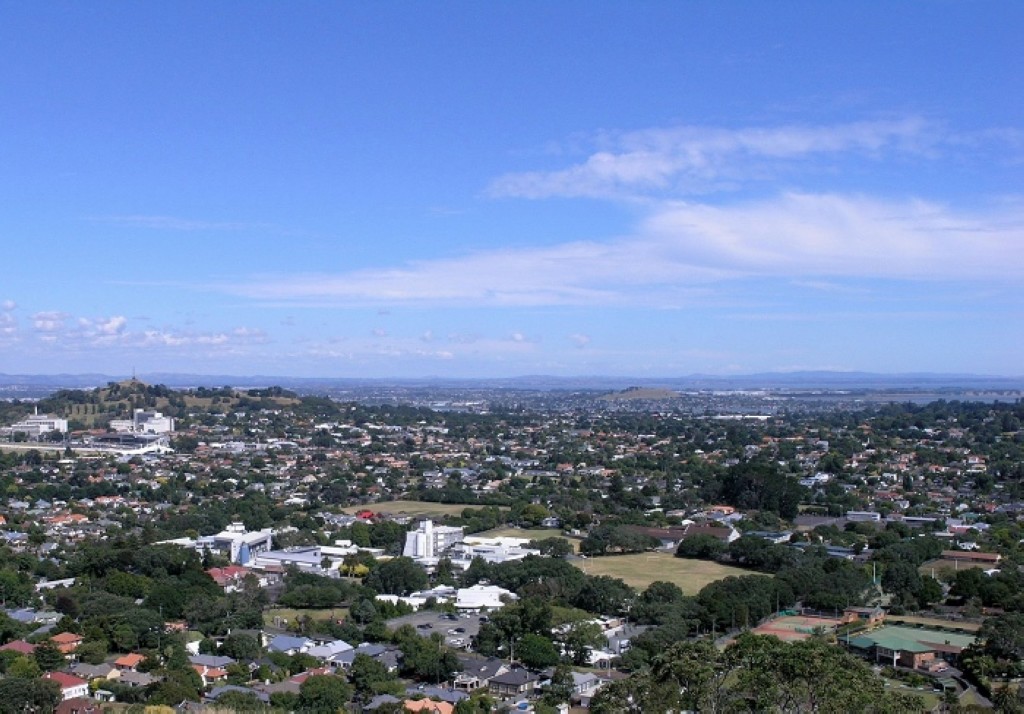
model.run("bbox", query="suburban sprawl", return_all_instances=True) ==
[1,378,1024,713]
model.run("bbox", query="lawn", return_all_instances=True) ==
[884,614,981,633]
[263,607,348,629]
[572,552,753,593]
[340,500,503,518]
[919,558,988,579]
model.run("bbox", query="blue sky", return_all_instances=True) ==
[1,2,1021,378]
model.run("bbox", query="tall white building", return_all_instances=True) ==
[402,519,464,567]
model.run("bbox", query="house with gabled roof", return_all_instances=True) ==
[43,672,89,701]
[51,631,83,655]
[114,652,146,671]
[488,668,539,699]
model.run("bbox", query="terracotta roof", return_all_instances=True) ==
[44,672,88,689]
[0,640,36,654]
[115,653,146,668]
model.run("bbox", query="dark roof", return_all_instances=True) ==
[489,668,539,686]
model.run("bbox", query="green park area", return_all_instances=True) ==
[571,552,752,593]
[340,500,500,518]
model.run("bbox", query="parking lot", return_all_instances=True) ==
[387,609,487,649]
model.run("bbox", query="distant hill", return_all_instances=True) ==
[1,370,1022,395]
[0,379,300,429]
[599,386,680,401]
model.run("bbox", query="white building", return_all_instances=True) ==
[160,522,274,566]
[5,411,68,439]
[110,409,175,434]
[375,584,517,611]
[455,584,517,610]
[448,540,540,570]
[402,519,464,567]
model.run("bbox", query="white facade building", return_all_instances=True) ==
[160,522,273,566]
[448,540,540,570]
[110,409,175,434]
[5,411,68,439]
[402,519,464,567]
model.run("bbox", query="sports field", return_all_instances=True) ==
[919,558,989,578]
[750,614,842,642]
[572,552,751,593]
[885,614,981,633]
[340,500,502,518]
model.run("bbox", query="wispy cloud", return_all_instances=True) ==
[488,118,932,200]
[221,191,1023,308]
[86,215,265,231]
[0,301,18,340]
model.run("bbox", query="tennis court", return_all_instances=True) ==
[750,613,842,642]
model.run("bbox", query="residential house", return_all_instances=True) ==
[51,632,83,656]
[0,639,35,655]
[306,639,354,662]
[55,698,101,714]
[114,653,147,671]
[43,672,89,701]
[69,662,119,683]
[266,634,313,655]
[488,668,539,699]
[453,656,508,691]
[193,664,230,687]
[403,699,454,714]
[118,671,160,688]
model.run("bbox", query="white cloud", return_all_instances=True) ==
[222,191,1023,309]
[569,333,591,348]
[0,301,17,339]
[32,311,69,333]
[489,118,930,199]
[641,193,1024,279]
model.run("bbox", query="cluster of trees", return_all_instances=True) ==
[591,635,923,713]
[711,459,807,520]
[579,524,660,556]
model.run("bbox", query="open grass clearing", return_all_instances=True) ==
[919,558,989,579]
[340,500,504,518]
[572,552,753,593]
[884,614,981,632]
[263,607,348,629]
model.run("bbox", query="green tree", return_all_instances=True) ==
[542,664,574,707]
[349,653,399,700]
[365,557,428,596]
[676,534,726,561]
[517,634,561,669]
[563,620,606,666]
[32,639,65,672]
[0,677,61,714]
[297,674,352,712]
[220,632,261,661]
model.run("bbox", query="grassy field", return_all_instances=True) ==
[263,607,348,629]
[882,680,940,710]
[920,558,988,578]
[572,552,752,593]
[885,614,981,632]
[340,500,503,518]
